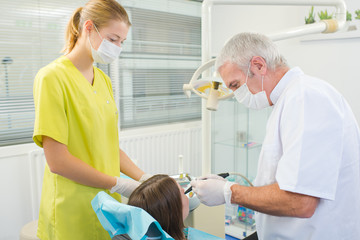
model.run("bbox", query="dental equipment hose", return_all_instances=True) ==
[228,172,254,187]
[184,172,253,194]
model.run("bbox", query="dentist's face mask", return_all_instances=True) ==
[88,24,122,64]
[233,63,270,110]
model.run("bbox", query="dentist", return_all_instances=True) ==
[33,0,151,239]
[191,32,360,239]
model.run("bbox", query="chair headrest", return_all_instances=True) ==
[91,191,174,240]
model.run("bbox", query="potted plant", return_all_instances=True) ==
[347,11,352,21]
[318,9,333,20]
[355,9,360,31]
[305,6,316,24]
[341,10,352,32]
[355,9,360,20]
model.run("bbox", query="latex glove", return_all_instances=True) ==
[191,176,236,206]
[224,181,236,205]
[139,173,153,183]
[110,177,140,198]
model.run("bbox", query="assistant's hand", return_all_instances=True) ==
[139,173,153,183]
[190,175,236,206]
[110,177,140,198]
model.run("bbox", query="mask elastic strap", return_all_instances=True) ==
[93,24,103,40]
[88,23,103,50]
[88,35,95,50]
[261,75,264,91]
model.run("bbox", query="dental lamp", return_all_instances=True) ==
[183,58,233,111]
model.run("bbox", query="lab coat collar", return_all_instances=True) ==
[270,67,303,105]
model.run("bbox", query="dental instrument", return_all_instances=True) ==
[184,172,229,195]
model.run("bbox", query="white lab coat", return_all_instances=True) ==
[254,67,360,239]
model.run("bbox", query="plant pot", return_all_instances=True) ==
[354,20,360,31]
[339,21,350,32]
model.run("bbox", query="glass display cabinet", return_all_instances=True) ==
[211,98,272,239]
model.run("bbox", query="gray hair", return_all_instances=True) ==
[215,32,288,73]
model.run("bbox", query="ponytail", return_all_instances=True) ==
[62,0,131,55]
[62,7,82,54]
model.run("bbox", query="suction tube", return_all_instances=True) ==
[203,0,346,43]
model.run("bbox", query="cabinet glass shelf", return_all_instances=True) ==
[211,98,272,239]
[214,139,262,149]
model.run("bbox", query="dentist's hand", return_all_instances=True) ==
[110,177,140,198]
[190,174,236,206]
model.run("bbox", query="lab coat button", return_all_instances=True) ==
[94,91,97,94]
[106,100,110,104]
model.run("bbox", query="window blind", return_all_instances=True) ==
[119,1,202,128]
[0,0,201,146]
[0,0,89,146]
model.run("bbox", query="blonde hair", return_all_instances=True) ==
[62,0,131,54]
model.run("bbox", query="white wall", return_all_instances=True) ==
[210,1,360,123]
[0,143,41,240]
[118,121,202,176]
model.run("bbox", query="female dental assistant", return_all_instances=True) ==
[33,0,151,239]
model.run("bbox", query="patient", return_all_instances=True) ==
[128,174,189,240]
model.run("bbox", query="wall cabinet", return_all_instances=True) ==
[211,99,271,239]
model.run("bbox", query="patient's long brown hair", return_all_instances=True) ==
[128,174,185,240]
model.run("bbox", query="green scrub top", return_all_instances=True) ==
[33,56,121,240]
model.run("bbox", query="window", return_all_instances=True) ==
[0,0,201,146]
[0,0,87,146]
[118,3,202,128]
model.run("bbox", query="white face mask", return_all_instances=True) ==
[233,63,270,110]
[88,24,122,64]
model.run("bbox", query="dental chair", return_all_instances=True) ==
[20,149,45,240]
[92,191,224,240]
